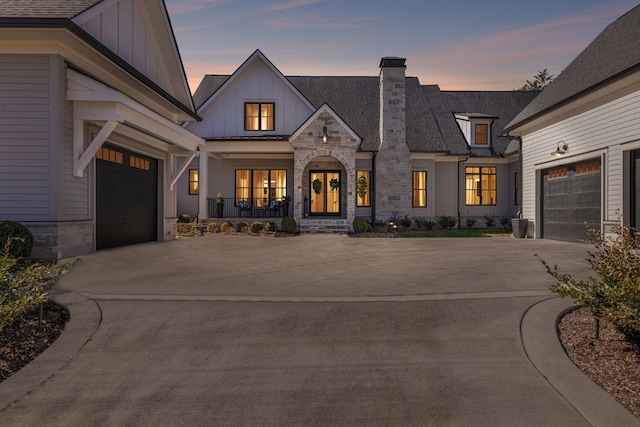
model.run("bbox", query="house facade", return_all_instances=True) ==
[178,50,537,232]
[504,4,640,242]
[0,0,203,259]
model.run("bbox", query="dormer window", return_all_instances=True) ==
[475,124,488,145]
[245,102,274,131]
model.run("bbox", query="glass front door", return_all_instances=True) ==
[310,171,340,215]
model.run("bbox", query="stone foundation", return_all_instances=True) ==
[26,221,94,261]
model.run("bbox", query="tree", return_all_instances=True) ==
[517,69,554,91]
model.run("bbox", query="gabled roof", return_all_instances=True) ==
[196,49,315,114]
[425,87,538,156]
[0,0,101,18]
[290,103,361,143]
[505,4,640,133]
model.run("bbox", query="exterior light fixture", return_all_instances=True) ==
[321,126,328,144]
[551,141,568,156]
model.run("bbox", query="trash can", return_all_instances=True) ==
[512,218,528,238]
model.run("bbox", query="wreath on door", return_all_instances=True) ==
[312,179,323,194]
[329,178,340,191]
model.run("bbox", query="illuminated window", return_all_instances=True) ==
[548,167,567,179]
[189,169,199,195]
[245,103,275,131]
[475,124,488,145]
[465,166,497,206]
[356,171,370,207]
[96,147,123,164]
[576,160,600,174]
[235,169,286,206]
[130,155,150,171]
[412,171,427,207]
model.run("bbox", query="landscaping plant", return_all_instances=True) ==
[251,222,264,233]
[0,221,34,259]
[281,216,297,234]
[352,217,371,233]
[465,217,477,228]
[0,239,69,328]
[484,214,495,228]
[539,220,640,341]
[437,215,456,230]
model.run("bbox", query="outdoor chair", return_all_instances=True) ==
[265,200,281,217]
[238,200,252,217]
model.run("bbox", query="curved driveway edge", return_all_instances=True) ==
[0,291,101,411]
[521,296,640,426]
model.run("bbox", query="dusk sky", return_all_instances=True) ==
[164,0,640,93]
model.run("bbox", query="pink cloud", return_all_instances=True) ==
[265,0,327,12]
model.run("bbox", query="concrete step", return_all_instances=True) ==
[300,219,350,234]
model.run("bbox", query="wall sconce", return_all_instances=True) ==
[551,141,568,156]
[321,126,328,144]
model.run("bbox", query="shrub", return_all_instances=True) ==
[424,219,435,230]
[207,222,219,233]
[374,220,387,232]
[237,221,249,233]
[465,217,477,228]
[353,217,370,233]
[500,216,511,229]
[176,223,195,234]
[251,222,264,233]
[437,215,456,230]
[281,216,297,234]
[0,220,34,259]
[0,240,70,328]
[220,222,234,233]
[484,214,495,228]
[539,220,640,341]
[265,221,278,232]
[400,215,412,229]
[177,214,190,224]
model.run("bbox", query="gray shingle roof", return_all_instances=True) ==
[427,88,539,156]
[506,4,640,132]
[0,0,101,18]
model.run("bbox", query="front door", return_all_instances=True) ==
[310,171,340,215]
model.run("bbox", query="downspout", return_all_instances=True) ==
[505,134,523,219]
[457,156,469,229]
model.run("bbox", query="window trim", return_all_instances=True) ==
[412,171,427,207]
[235,169,287,206]
[244,102,275,131]
[465,166,497,206]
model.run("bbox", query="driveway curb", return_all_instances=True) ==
[521,296,640,426]
[0,291,101,411]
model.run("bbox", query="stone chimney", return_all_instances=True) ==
[375,57,412,221]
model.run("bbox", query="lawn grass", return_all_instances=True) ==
[397,228,513,238]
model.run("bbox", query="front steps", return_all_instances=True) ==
[299,218,350,234]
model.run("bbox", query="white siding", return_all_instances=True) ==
[457,163,510,218]
[0,55,51,221]
[521,87,640,234]
[189,59,314,137]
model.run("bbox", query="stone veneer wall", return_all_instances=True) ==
[375,60,412,221]
[26,221,94,260]
[291,110,359,229]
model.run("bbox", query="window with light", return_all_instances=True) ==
[356,170,370,207]
[412,171,427,207]
[465,167,496,206]
[189,169,198,195]
[475,124,488,145]
[245,103,275,131]
[235,169,286,206]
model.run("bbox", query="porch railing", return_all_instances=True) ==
[207,197,293,219]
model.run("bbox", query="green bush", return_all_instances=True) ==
[177,214,190,224]
[0,240,70,328]
[400,215,413,229]
[281,216,297,234]
[251,222,264,233]
[540,220,640,341]
[0,220,34,259]
[236,221,249,233]
[207,222,219,233]
[352,217,370,233]
[484,214,495,228]
[221,222,234,233]
[437,215,456,230]
[500,216,511,229]
[465,217,477,228]
[265,221,277,232]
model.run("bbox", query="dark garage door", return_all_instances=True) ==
[542,159,601,242]
[96,144,158,250]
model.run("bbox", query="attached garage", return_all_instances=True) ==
[541,159,601,242]
[96,144,158,250]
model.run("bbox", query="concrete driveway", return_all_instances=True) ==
[0,235,638,426]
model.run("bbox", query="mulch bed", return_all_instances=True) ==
[0,301,69,382]
[558,307,640,417]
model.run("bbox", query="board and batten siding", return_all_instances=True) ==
[521,86,640,233]
[189,59,314,137]
[0,55,53,222]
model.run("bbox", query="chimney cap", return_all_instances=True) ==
[379,57,406,68]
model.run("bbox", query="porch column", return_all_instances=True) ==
[198,151,208,220]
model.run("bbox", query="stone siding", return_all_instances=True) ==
[26,221,94,260]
